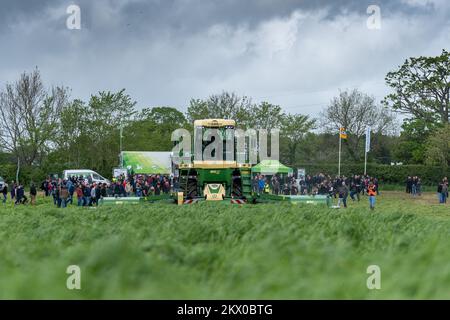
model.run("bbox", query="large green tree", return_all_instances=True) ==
[424,124,450,167]
[85,90,136,175]
[384,49,450,125]
[393,118,437,164]
[280,114,316,166]
[52,99,88,169]
[248,102,284,131]
[50,90,136,177]
[123,107,188,151]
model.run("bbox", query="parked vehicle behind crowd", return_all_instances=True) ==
[63,169,110,185]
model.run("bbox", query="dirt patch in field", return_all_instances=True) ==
[381,191,444,206]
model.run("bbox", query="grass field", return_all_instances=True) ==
[0,191,449,299]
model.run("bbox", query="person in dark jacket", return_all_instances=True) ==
[15,185,27,205]
[83,184,91,206]
[437,182,444,203]
[155,183,161,195]
[56,183,62,207]
[338,182,349,208]
[349,181,360,201]
[30,183,37,206]
[95,185,101,205]
[440,180,448,204]
[52,182,58,206]
[114,183,121,197]
[119,183,126,197]
[406,176,412,193]
[1,182,8,204]
[40,180,47,197]
[10,181,16,203]
[100,183,107,198]
[67,180,75,205]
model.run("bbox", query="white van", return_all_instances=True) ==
[63,169,110,185]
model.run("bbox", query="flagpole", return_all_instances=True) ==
[364,150,367,176]
[338,133,342,177]
[364,126,370,176]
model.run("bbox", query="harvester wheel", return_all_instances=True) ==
[186,178,198,199]
[232,176,243,198]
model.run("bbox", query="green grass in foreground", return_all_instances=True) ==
[0,192,449,299]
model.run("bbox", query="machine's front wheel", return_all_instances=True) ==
[231,170,243,198]
[186,178,198,198]
[179,169,198,199]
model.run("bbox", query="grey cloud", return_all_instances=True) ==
[0,0,449,117]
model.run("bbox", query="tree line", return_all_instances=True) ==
[0,49,448,183]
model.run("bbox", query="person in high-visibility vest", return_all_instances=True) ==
[264,181,271,194]
[367,181,377,210]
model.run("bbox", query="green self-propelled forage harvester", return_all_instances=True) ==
[176,119,253,205]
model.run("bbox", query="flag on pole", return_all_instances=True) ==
[365,126,371,153]
[339,127,348,139]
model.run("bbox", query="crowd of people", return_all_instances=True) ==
[405,175,449,203]
[2,171,450,209]
[37,173,174,208]
[405,176,422,196]
[252,173,379,209]
[0,174,173,208]
[0,181,37,206]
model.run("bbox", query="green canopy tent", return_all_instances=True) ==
[251,160,293,175]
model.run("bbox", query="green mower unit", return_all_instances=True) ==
[99,197,142,206]
[255,193,331,206]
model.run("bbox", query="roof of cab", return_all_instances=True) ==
[193,119,236,127]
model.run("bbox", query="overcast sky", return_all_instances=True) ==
[1,0,449,116]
